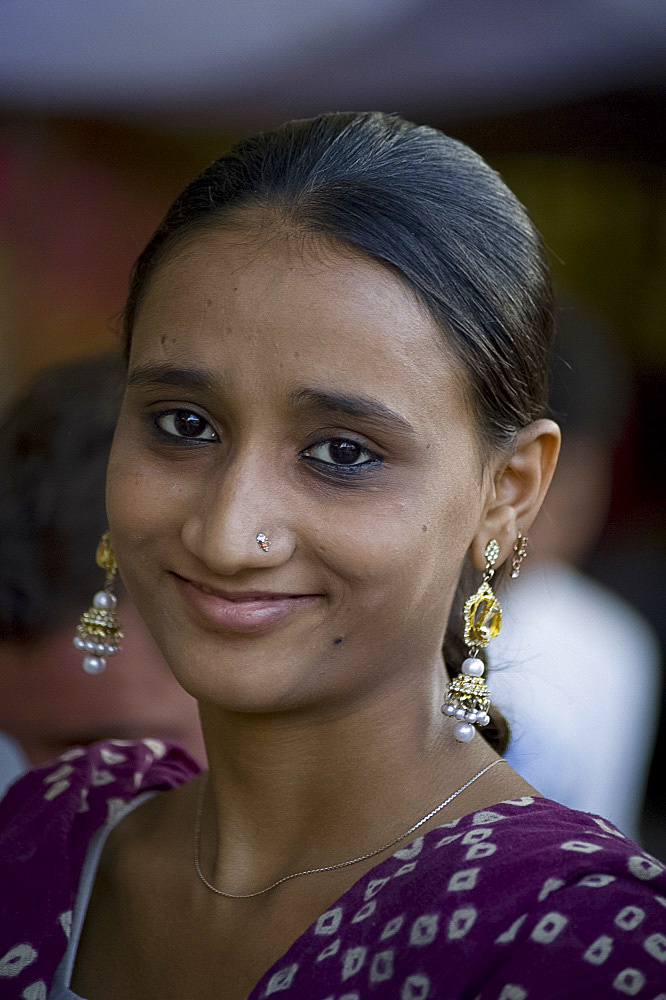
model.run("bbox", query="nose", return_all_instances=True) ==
[180,447,295,576]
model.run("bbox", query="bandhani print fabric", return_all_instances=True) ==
[1,741,666,999]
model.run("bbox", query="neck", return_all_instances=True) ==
[197,666,497,894]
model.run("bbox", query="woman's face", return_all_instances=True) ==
[107,226,488,717]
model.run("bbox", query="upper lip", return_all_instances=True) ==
[173,573,319,602]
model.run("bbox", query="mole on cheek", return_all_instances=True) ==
[422,524,428,533]
[333,637,343,646]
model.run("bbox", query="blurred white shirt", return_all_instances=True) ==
[0,731,27,800]
[488,561,660,841]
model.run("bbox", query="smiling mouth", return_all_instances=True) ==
[184,578,310,602]
[171,573,323,633]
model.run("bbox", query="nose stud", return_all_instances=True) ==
[256,533,270,552]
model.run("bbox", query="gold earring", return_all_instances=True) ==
[73,531,123,674]
[441,539,501,743]
[510,532,529,578]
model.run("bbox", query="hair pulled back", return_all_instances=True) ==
[122,112,554,754]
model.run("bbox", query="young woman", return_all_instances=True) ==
[2,112,664,1000]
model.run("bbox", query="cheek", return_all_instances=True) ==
[106,431,189,582]
[314,474,477,614]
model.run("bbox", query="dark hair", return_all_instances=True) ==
[121,112,554,753]
[0,354,125,642]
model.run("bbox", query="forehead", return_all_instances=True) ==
[130,227,472,429]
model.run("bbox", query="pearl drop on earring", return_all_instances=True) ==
[453,722,475,743]
[73,532,123,674]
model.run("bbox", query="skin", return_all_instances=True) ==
[74,221,560,999]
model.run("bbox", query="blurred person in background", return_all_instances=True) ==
[0,354,206,796]
[489,299,661,840]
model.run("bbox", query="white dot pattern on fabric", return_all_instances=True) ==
[265,963,299,995]
[394,862,418,878]
[495,913,528,945]
[0,944,37,978]
[578,873,616,888]
[538,878,565,902]
[644,932,666,963]
[43,780,70,801]
[21,980,46,1000]
[584,934,614,965]
[43,765,73,785]
[592,817,626,838]
[341,947,366,981]
[409,915,439,948]
[90,769,114,787]
[380,915,404,941]
[315,909,343,936]
[436,833,463,848]
[141,738,166,758]
[612,967,646,995]
[369,949,394,984]
[471,811,505,825]
[6,755,666,1000]
[560,840,603,854]
[316,940,340,963]
[502,796,534,807]
[466,842,496,860]
[364,878,389,901]
[57,747,85,761]
[628,855,664,881]
[530,912,568,945]
[401,973,430,999]
[461,828,493,845]
[447,867,480,892]
[99,747,127,766]
[394,838,423,861]
[497,986,527,1000]
[614,906,645,931]
[351,901,376,924]
[447,907,477,940]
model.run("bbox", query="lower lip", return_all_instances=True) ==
[173,576,322,634]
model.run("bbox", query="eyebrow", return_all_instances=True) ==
[127,364,415,435]
[290,387,415,435]
[127,362,221,394]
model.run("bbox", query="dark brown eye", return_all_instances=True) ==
[304,438,377,468]
[155,410,216,440]
[328,439,362,464]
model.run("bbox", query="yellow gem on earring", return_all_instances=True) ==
[463,582,502,648]
[96,531,118,576]
[463,539,502,649]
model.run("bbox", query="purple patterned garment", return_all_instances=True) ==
[1,741,666,999]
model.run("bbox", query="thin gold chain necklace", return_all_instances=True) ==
[193,758,505,899]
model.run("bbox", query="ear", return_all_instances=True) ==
[470,419,561,571]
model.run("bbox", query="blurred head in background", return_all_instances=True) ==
[528,296,631,566]
[0,354,206,765]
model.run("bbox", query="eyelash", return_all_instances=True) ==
[150,409,383,477]
[300,439,382,477]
